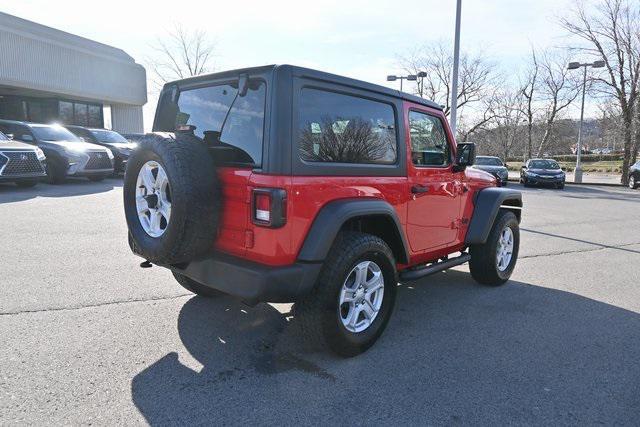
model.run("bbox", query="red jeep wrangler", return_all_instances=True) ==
[124,65,522,356]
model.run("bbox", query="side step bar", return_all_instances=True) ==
[399,253,471,281]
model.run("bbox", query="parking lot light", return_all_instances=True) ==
[568,60,606,183]
[385,74,416,92]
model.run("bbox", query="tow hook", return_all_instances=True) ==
[140,260,153,268]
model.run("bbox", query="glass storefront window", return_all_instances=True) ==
[74,103,88,126]
[59,101,73,124]
[88,105,102,128]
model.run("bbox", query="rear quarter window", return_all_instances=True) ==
[298,88,397,165]
[173,80,266,166]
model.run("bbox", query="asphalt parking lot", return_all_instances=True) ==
[1,179,639,425]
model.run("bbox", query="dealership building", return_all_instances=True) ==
[0,12,146,133]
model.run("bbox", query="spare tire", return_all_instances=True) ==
[123,132,220,264]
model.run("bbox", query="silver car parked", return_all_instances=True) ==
[0,120,114,184]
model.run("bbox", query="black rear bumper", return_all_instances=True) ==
[159,252,322,304]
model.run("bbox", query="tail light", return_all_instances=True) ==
[251,188,286,228]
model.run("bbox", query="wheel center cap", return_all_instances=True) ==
[355,288,365,299]
[144,193,159,209]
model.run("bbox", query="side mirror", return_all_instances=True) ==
[455,142,476,170]
[6,133,13,140]
[521,165,527,170]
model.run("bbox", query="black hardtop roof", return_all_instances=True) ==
[165,64,443,111]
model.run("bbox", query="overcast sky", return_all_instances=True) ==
[2,0,594,130]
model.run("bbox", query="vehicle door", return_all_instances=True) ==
[405,104,464,252]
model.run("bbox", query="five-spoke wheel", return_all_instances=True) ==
[339,260,385,333]
[294,232,397,357]
[496,226,514,272]
[136,161,172,237]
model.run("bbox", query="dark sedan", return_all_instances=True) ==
[521,159,565,189]
[472,156,509,186]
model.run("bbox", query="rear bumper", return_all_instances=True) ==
[159,252,322,304]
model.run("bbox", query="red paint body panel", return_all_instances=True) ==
[211,100,495,269]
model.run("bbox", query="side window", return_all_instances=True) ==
[298,88,397,165]
[14,126,34,143]
[409,110,450,167]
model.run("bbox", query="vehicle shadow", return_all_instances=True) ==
[130,270,640,424]
[0,177,122,204]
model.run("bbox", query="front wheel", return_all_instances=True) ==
[469,210,520,286]
[46,159,66,184]
[294,231,397,357]
[629,175,638,189]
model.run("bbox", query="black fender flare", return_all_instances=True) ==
[465,187,522,245]
[297,198,410,264]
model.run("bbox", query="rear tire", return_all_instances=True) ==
[173,272,225,298]
[294,231,397,357]
[469,210,519,286]
[630,175,638,189]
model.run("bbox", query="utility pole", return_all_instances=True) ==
[449,0,462,136]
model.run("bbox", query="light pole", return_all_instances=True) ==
[387,74,417,92]
[568,60,605,183]
[449,0,462,135]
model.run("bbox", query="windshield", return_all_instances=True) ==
[31,125,80,142]
[529,160,560,169]
[173,80,266,166]
[91,130,128,144]
[475,157,503,166]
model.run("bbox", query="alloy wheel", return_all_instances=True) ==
[338,260,385,333]
[496,226,514,272]
[135,160,172,237]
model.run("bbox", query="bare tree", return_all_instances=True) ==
[561,0,640,184]
[533,50,581,157]
[492,90,526,161]
[397,41,498,117]
[520,48,539,160]
[148,24,217,90]
[456,91,500,142]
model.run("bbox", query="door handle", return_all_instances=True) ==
[411,185,429,194]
